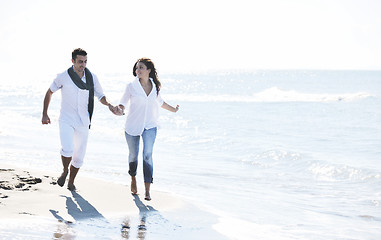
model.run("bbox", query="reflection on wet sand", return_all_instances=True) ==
[121,218,131,239]
[121,194,158,239]
[49,192,161,239]
[52,221,76,240]
[121,216,147,239]
[137,216,147,239]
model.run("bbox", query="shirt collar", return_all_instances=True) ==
[72,66,86,80]
[133,77,155,95]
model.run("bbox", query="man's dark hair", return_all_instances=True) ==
[72,48,87,60]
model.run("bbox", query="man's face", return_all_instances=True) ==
[72,55,87,73]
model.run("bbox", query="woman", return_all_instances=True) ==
[116,58,179,201]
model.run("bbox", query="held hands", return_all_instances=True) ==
[115,106,124,116]
[108,104,124,116]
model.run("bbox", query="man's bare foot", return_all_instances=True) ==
[67,183,76,191]
[131,177,137,194]
[57,172,68,187]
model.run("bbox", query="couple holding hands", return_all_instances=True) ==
[42,48,179,201]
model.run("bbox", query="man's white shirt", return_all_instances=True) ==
[50,68,105,128]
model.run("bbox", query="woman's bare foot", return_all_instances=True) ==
[131,176,137,194]
[144,182,151,201]
[144,192,151,201]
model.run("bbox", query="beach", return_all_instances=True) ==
[1,70,380,239]
[0,165,228,239]
[1,0,381,238]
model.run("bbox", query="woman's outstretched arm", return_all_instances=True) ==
[161,102,179,113]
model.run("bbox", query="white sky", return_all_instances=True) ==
[0,0,381,75]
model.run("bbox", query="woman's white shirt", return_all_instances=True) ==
[120,77,164,136]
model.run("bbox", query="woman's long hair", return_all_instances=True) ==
[133,58,161,95]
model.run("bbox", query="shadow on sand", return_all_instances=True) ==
[49,191,107,239]
[50,191,105,221]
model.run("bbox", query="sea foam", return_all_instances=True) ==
[164,87,374,103]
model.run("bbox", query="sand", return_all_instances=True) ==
[0,167,183,220]
[0,165,228,239]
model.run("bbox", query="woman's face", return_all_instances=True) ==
[135,62,151,80]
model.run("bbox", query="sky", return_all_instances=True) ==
[0,0,381,77]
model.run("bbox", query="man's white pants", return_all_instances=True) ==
[59,121,89,168]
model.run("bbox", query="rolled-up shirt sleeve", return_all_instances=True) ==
[92,73,105,101]
[156,92,164,106]
[49,74,63,92]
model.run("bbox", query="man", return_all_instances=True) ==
[42,48,115,191]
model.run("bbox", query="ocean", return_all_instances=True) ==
[1,69,380,239]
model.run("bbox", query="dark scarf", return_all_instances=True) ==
[67,67,94,128]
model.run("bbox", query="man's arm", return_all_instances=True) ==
[100,96,119,114]
[100,96,111,106]
[42,89,53,124]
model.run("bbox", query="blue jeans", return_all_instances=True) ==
[124,128,157,183]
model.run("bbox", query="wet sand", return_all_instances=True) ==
[0,165,228,239]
